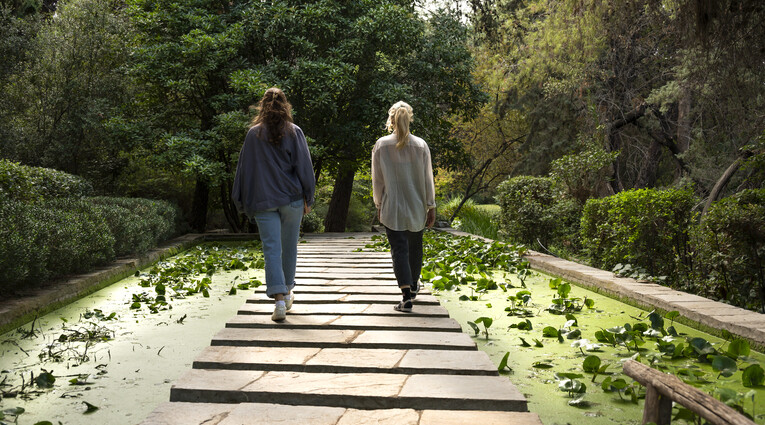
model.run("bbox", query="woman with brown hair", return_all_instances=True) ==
[372,101,436,312]
[232,88,315,321]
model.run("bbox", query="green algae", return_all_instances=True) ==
[0,249,265,425]
[434,269,765,425]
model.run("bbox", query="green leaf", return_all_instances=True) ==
[228,286,237,295]
[467,321,479,336]
[711,355,738,377]
[498,352,512,372]
[727,339,750,358]
[533,361,554,369]
[742,364,765,387]
[519,337,531,347]
[474,317,493,328]
[533,338,544,347]
[542,326,559,337]
[647,310,664,330]
[582,355,602,373]
[35,371,55,388]
[83,401,99,414]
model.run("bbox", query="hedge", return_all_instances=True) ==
[693,189,765,310]
[580,186,696,284]
[0,161,183,292]
[0,159,93,202]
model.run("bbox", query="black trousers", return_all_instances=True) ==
[385,227,423,289]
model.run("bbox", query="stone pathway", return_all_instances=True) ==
[141,233,542,425]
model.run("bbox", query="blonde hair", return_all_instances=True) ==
[385,101,413,148]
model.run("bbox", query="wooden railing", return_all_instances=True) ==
[623,360,756,425]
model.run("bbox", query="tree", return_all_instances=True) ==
[239,2,483,231]
[2,0,132,185]
[126,0,263,232]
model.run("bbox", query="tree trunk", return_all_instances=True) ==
[324,165,357,232]
[190,178,209,232]
[676,85,692,178]
[635,140,662,188]
[701,151,753,217]
[220,180,243,232]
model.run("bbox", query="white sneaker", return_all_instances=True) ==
[272,303,286,321]
[285,291,294,310]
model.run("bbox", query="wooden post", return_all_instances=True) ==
[623,360,756,425]
[643,384,672,425]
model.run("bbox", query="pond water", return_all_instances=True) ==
[0,244,265,425]
[434,268,765,425]
[2,239,763,425]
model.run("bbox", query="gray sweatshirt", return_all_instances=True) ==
[232,123,315,217]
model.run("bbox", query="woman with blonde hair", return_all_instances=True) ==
[371,101,436,312]
[232,87,315,321]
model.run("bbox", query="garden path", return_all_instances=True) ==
[141,232,542,425]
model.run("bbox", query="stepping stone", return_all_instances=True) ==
[226,314,461,332]
[252,284,431,295]
[192,347,498,375]
[245,293,440,305]
[211,328,477,350]
[169,369,527,411]
[141,403,542,425]
[237,303,450,317]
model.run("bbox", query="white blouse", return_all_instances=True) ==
[371,133,436,232]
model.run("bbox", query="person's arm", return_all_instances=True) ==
[423,143,436,227]
[293,126,316,209]
[371,141,384,220]
[231,135,249,214]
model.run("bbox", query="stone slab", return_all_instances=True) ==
[350,330,476,350]
[169,369,525,411]
[193,346,321,371]
[252,285,430,295]
[141,403,541,425]
[245,294,440,305]
[192,347,494,375]
[141,402,346,425]
[237,303,450,317]
[226,314,460,332]
[419,410,543,425]
[398,349,497,374]
[212,328,476,350]
[399,374,526,411]
[295,272,397,280]
[298,267,397,274]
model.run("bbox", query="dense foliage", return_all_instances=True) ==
[496,176,580,249]
[693,189,765,310]
[580,186,696,284]
[0,161,182,292]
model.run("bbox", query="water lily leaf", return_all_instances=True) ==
[647,310,664,330]
[467,321,479,336]
[498,352,512,372]
[564,313,578,327]
[583,355,602,373]
[83,401,99,414]
[568,396,590,407]
[519,337,531,347]
[742,364,765,387]
[533,339,544,347]
[566,329,582,340]
[35,371,55,388]
[542,326,559,338]
[711,355,738,377]
[727,339,750,359]
[689,338,715,356]
[474,317,493,328]
[533,361,554,369]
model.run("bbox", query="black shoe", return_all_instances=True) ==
[394,299,413,312]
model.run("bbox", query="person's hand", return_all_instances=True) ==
[426,208,436,228]
[303,201,311,215]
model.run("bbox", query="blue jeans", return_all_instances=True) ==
[252,199,304,298]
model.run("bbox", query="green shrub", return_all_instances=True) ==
[496,176,580,248]
[301,211,325,233]
[0,199,114,290]
[580,186,696,283]
[87,197,182,256]
[0,159,93,202]
[437,197,476,222]
[693,189,765,311]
